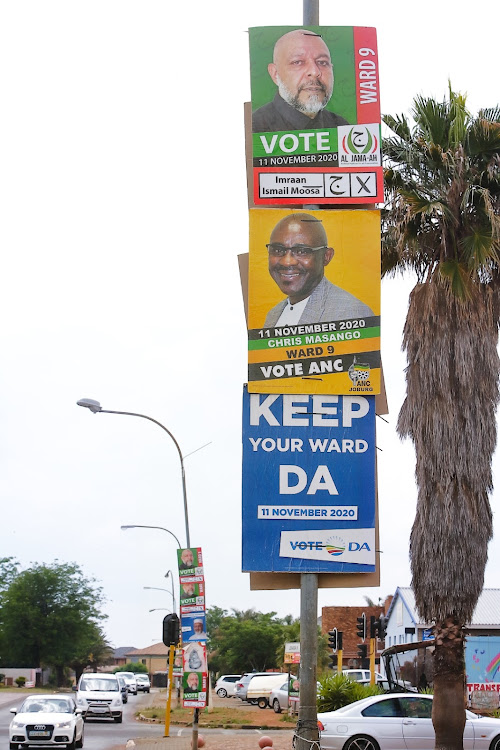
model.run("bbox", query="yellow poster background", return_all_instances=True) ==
[248,209,381,395]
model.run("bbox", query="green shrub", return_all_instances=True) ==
[15,676,26,688]
[317,673,382,712]
[114,662,148,674]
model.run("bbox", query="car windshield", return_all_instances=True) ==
[21,698,73,713]
[80,678,119,692]
[136,675,148,681]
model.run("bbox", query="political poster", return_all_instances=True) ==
[177,547,204,576]
[247,208,380,395]
[182,643,208,708]
[249,26,382,205]
[284,642,301,664]
[242,387,376,573]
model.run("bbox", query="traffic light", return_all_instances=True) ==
[328,653,338,669]
[162,613,180,646]
[356,612,366,640]
[328,628,338,652]
[376,615,388,640]
[369,615,377,639]
[357,644,367,660]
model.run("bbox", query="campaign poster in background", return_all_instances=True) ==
[242,387,376,573]
[249,26,382,205]
[247,209,380,395]
[182,643,208,708]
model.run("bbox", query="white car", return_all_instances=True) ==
[136,674,151,693]
[118,671,138,695]
[9,694,84,749]
[318,692,500,750]
[342,669,385,683]
[75,673,123,722]
[214,674,241,698]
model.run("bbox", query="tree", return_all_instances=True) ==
[69,622,113,683]
[0,561,106,685]
[382,86,500,749]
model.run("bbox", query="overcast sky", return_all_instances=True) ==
[1,0,499,651]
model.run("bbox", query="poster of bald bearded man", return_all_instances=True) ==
[252,28,349,133]
[250,26,364,133]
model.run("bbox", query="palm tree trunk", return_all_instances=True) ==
[432,617,466,750]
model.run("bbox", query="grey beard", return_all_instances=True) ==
[276,75,331,115]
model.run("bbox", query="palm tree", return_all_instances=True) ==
[382,85,500,749]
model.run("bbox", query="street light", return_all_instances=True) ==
[144,585,176,614]
[121,524,181,549]
[77,398,191,547]
[149,608,171,613]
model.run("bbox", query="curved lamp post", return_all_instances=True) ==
[121,524,181,550]
[144,585,176,614]
[77,399,190,547]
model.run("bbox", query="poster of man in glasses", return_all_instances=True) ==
[247,208,380,395]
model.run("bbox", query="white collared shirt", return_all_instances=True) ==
[275,296,310,325]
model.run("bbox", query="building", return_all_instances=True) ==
[322,598,392,668]
[125,643,169,675]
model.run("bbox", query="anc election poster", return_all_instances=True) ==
[249,26,382,205]
[247,208,380,395]
[242,386,376,574]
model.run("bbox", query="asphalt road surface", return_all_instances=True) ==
[0,691,293,750]
[0,690,162,750]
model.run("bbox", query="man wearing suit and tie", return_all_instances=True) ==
[264,213,373,327]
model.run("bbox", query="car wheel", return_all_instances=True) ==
[273,698,282,714]
[10,743,18,749]
[76,726,84,748]
[66,732,76,750]
[257,698,268,709]
[114,714,123,723]
[217,688,228,698]
[490,737,500,750]
[343,735,380,750]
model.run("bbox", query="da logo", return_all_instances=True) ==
[348,357,370,386]
[325,535,345,557]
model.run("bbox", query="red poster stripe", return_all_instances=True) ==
[354,27,380,124]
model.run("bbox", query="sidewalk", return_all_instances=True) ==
[127,730,294,750]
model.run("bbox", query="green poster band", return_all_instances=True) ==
[253,128,338,158]
[248,326,380,350]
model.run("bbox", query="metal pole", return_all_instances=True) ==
[296,573,319,750]
[164,644,175,737]
[303,0,319,25]
[100,408,191,547]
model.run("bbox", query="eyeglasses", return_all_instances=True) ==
[266,244,327,258]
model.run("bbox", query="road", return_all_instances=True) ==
[0,690,293,749]
[0,690,161,749]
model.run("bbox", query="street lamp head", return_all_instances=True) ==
[120,526,134,531]
[77,398,102,413]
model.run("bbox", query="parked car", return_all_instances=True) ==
[75,672,123,722]
[135,674,151,693]
[9,694,84,749]
[318,692,500,750]
[116,674,128,703]
[247,673,289,709]
[214,675,241,698]
[235,672,285,702]
[269,680,297,713]
[118,671,138,695]
[342,669,384,683]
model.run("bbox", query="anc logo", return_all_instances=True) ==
[325,535,345,557]
[348,356,371,385]
[342,126,378,155]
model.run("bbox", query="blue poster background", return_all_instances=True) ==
[242,386,376,573]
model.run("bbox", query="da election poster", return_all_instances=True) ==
[242,386,376,573]
[247,209,380,395]
[249,26,382,205]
